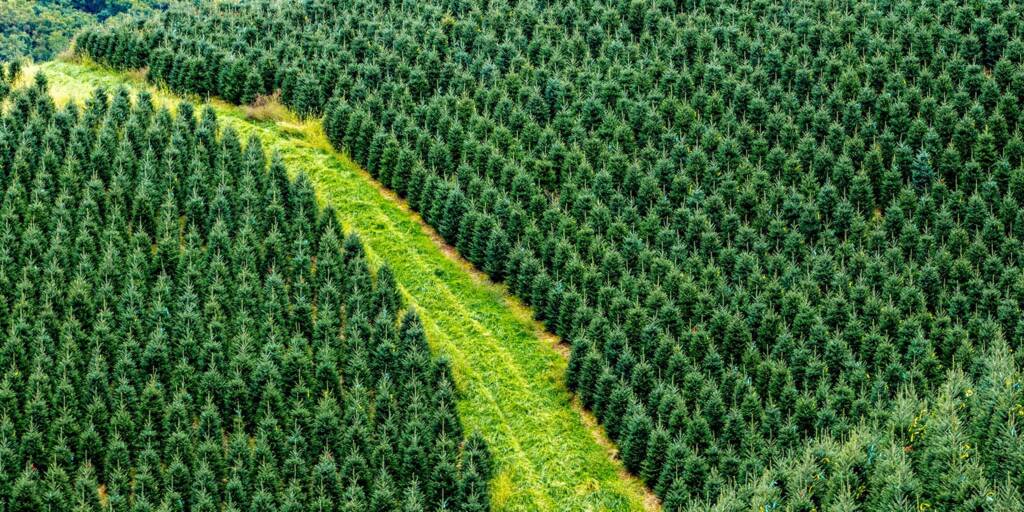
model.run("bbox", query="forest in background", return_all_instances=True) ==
[0,0,161,62]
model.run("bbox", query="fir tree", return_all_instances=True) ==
[911,150,935,192]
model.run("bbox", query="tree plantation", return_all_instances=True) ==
[0,68,491,511]
[7,0,1024,509]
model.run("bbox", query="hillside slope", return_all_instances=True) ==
[26,59,655,512]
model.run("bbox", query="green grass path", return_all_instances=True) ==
[31,60,654,512]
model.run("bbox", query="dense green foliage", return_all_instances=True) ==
[0,69,490,511]
[0,0,158,62]
[76,0,1024,509]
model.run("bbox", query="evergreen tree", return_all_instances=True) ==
[911,150,935,192]
[603,382,632,441]
[619,402,652,474]
[483,227,510,281]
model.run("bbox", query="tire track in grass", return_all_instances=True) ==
[32,59,656,512]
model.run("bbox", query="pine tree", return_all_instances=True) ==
[655,441,688,498]
[401,481,426,512]
[369,467,398,512]
[911,149,935,192]
[366,131,388,178]
[427,435,459,509]
[641,425,670,484]
[241,67,263,105]
[339,480,368,512]
[592,367,618,420]
[619,402,653,474]
[440,186,467,244]
[603,382,632,441]
[565,338,590,392]
[9,467,41,512]
[577,345,604,410]
[661,477,689,512]
[323,99,349,148]
[378,138,400,189]
[483,227,509,281]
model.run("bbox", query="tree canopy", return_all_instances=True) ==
[0,71,490,511]
[72,0,1024,508]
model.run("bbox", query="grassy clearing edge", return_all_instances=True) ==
[28,58,658,512]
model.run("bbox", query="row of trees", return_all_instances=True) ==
[76,0,1024,508]
[0,75,490,511]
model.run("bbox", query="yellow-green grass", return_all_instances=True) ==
[27,59,656,512]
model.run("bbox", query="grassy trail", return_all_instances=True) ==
[29,60,656,512]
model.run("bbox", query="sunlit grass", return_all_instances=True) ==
[32,59,656,512]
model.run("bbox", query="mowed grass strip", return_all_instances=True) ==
[32,59,653,512]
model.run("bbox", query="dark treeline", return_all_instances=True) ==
[75,0,1024,509]
[0,67,490,511]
